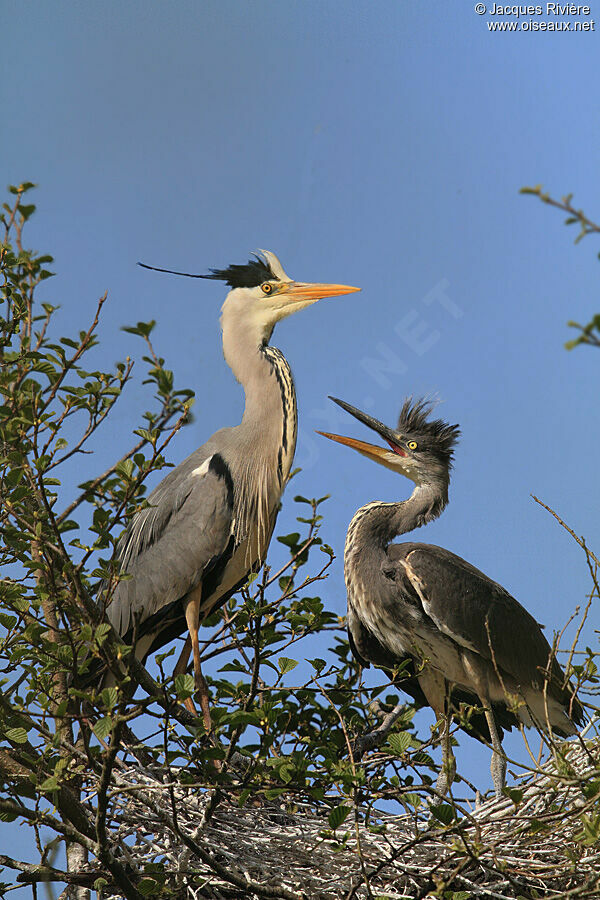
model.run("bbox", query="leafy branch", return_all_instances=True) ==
[521,184,600,349]
[1,183,598,899]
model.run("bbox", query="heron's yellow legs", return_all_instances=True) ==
[172,598,212,733]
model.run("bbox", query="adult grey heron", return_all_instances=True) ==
[319,397,583,797]
[103,251,359,723]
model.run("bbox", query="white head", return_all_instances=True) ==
[138,250,359,356]
[215,250,359,344]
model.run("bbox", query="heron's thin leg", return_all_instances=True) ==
[434,686,456,796]
[482,701,505,798]
[174,636,192,677]
[174,636,196,716]
[185,598,212,733]
[434,718,453,796]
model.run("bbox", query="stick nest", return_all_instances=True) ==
[100,738,600,899]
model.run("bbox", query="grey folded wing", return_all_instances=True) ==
[106,451,235,639]
[389,542,561,692]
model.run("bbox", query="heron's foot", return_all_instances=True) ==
[490,748,506,799]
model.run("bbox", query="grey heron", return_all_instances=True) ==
[103,251,359,723]
[319,397,583,797]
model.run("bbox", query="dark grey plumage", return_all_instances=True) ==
[396,398,459,465]
[320,397,583,797]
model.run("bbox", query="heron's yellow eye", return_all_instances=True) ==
[407,441,418,450]
[261,282,273,294]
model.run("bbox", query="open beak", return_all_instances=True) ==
[316,430,396,467]
[317,397,408,471]
[282,282,360,302]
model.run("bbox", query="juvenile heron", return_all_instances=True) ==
[319,397,583,797]
[103,252,358,723]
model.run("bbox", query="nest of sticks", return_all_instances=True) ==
[100,738,600,899]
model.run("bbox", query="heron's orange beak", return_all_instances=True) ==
[317,431,407,471]
[317,397,411,473]
[283,282,360,301]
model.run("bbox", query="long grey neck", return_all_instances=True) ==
[221,311,297,552]
[222,313,297,466]
[345,480,448,567]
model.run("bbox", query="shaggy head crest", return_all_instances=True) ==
[397,398,460,464]
[138,251,282,289]
[204,253,279,289]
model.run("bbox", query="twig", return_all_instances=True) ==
[352,700,408,758]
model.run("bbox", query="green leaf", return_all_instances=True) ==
[504,786,523,806]
[18,204,36,221]
[328,804,351,830]
[138,878,160,896]
[402,792,422,810]
[226,710,261,726]
[387,732,411,755]
[94,717,113,740]
[122,320,156,338]
[134,427,156,443]
[100,687,118,710]
[219,660,248,673]
[116,459,134,479]
[174,673,195,699]
[277,532,301,548]
[6,727,29,744]
[279,764,293,783]
[39,776,59,792]
[307,657,326,674]
[278,657,298,675]
[94,623,112,645]
[155,647,175,666]
[429,803,455,825]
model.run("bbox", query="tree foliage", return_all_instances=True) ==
[521,185,600,348]
[0,184,435,898]
[0,185,598,899]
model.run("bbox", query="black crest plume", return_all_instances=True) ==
[138,252,278,289]
[398,398,460,463]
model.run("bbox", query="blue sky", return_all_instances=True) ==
[3,0,600,863]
